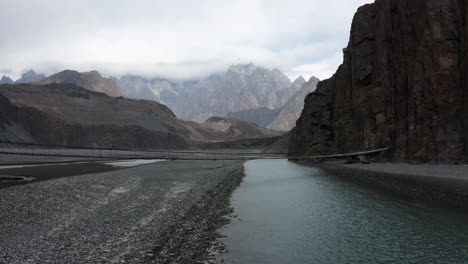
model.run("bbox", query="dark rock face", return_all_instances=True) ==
[290,0,468,162]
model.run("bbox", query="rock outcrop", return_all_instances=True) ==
[290,0,468,163]
[37,70,123,97]
[269,76,319,131]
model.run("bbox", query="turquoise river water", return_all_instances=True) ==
[218,159,468,264]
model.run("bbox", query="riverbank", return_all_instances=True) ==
[0,160,244,263]
[308,161,468,208]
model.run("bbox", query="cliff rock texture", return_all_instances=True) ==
[290,0,468,162]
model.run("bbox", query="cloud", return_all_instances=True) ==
[0,0,372,80]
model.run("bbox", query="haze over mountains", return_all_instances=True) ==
[1,63,319,135]
[113,63,318,130]
[0,70,45,84]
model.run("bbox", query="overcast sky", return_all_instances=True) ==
[1,0,372,81]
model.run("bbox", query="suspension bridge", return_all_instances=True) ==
[0,140,388,165]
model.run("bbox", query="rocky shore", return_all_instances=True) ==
[0,160,244,263]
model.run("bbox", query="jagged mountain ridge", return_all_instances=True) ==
[290,0,468,162]
[0,76,13,84]
[37,70,123,97]
[1,70,45,84]
[115,64,305,123]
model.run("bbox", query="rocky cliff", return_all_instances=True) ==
[290,0,468,163]
[37,70,123,97]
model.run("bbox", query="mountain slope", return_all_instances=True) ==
[37,70,123,97]
[268,76,320,131]
[290,0,468,162]
[0,83,282,148]
[0,83,185,149]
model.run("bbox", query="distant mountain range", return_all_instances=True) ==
[113,64,318,130]
[0,83,283,148]
[2,64,318,132]
[1,70,45,84]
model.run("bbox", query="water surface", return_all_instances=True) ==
[219,159,468,264]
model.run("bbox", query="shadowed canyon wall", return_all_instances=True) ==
[290,0,468,162]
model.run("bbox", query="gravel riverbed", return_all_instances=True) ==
[0,160,244,263]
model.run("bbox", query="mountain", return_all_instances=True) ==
[172,63,298,122]
[113,76,178,105]
[112,64,303,124]
[15,70,46,83]
[291,75,306,89]
[0,83,185,149]
[0,83,282,148]
[290,0,468,162]
[0,76,13,84]
[37,70,123,97]
[268,76,320,131]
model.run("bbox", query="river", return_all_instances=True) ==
[218,159,468,264]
